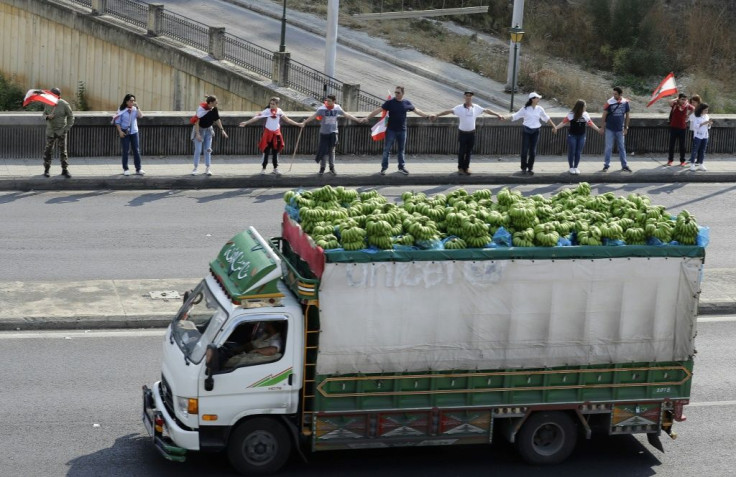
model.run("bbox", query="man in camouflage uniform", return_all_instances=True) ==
[42,87,75,178]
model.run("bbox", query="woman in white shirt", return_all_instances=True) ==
[689,103,713,171]
[507,92,556,175]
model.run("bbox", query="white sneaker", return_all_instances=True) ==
[191,168,199,175]
[574,168,581,174]
[136,169,146,175]
[205,167,212,176]
[123,170,130,176]
[569,168,575,174]
[689,163,696,171]
[698,164,707,171]
[261,168,267,175]
[272,168,281,176]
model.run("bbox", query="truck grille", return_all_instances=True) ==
[160,375,174,412]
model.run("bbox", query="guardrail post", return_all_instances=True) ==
[272,51,290,87]
[209,27,226,60]
[91,0,107,16]
[147,4,164,37]
[342,83,360,111]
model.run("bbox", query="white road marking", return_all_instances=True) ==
[687,401,736,407]
[0,329,166,339]
[698,316,736,323]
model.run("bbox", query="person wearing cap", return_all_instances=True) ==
[506,92,555,175]
[433,91,505,175]
[42,87,75,178]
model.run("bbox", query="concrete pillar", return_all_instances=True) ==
[91,0,107,16]
[342,83,360,112]
[147,4,164,37]
[209,27,226,60]
[324,0,338,78]
[272,51,291,87]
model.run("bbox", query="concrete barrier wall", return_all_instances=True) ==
[1,112,733,159]
[0,0,315,111]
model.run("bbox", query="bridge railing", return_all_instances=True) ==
[65,0,381,110]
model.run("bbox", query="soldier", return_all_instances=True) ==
[42,87,75,178]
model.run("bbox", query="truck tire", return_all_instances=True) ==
[515,411,578,465]
[227,417,292,475]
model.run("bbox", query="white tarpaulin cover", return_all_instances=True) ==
[315,257,702,375]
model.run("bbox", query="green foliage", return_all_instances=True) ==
[76,81,90,111]
[0,72,25,111]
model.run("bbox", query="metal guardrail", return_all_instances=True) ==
[106,0,147,29]
[286,59,343,103]
[159,11,209,51]
[223,32,273,78]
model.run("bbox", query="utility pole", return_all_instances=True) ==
[505,0,525,92]
[325,0,338,93]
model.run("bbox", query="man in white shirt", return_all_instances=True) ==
[434,92,504,175]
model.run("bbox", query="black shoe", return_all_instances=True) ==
[602,165,609,172]
[329,169,337,176]
[318,169,325,175]
[621,166,632,172]
[62,170,71,178]
[520,170,527,175]
[398,167,409,175]
[527,170,534,176]
[43,169,50,178]
[380,168,387,176]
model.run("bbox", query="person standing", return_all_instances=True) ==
[666,93,694,166]
[599,86,632,172]
[507,92,555,175]
[301,94,361,175]
[553,99,600,175]
[687,94,701,148]
[238,97,303,176]
[433,91,505,175]
[688,103,713,172]
[113,93,145,176]
[42,87,75,178]
[190,95,228,176]
[364,86,431,175]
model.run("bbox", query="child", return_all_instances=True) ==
[239,97,303,175]
[554,99,600,175]
[689,103,713,171]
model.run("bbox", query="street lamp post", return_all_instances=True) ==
[279,0,287,53]
[508,25,525,112]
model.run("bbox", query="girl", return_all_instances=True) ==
[689,103,713,171]
[554,99,600,174]
[507,92,556,175]
[190,95,228,176]
[113,93,144,175]
[239,97,303,175]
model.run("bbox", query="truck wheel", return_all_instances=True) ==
[515,412,577,465]
[227,417,292,475]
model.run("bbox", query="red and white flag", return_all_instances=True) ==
[646,73,678,107]
[22,89,59,107]
[371,92,392,141]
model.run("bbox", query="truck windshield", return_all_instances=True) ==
[172,281,227,364]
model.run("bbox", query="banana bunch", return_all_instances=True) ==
[508,203,538,229]
[673,210,699,244]
[407,216,439,241]
[339,226,367,251]
[576,229,602,246]
[534,223,560,247]
[368,235,393,250]
[314,233,340,250]
[365,219,392,236]
[336,186,359,204]
[575,182,592,197]
[652,221,673,242]
[512,228,535,247]
[472,189,492,201]
[444,237,467,249]
[393,234,415,246]
[312,185,338,202]
[496,187,521,207]
[457,215,491,248]
[624,227,647,245]
[599,221,624,240]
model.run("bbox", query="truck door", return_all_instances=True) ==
[197,315,297,426]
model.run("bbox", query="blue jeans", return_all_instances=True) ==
[193,127,213,168]
[520,126,540,171]
[690,137,708,164]
[604,129,627,168]
[567,133,586,168]
[121,133,142,172]
[381,129,406,170]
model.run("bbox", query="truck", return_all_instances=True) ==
[142,212,705,475]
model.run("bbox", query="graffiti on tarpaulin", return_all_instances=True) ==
[341,261,506,288]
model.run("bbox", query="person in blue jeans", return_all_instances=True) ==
[599,86,632,172]
[554,100,600,174]
[113,93,144,176]
[191,95,228,176]
[507,92,556,175]
[364,86,431,175]
[688,103,713,172]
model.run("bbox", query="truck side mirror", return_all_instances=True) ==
[204,344,220,391]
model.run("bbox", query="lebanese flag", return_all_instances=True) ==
[189,101,210,124]
[371,92,392,141]
[647,72,678,107]
[23,89,59,107]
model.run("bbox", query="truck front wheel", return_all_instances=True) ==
[227,417,292,475]
[515,411,578,465]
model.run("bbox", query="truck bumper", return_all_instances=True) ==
[142,383,197,461]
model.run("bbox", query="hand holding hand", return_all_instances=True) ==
[238,121,247,127]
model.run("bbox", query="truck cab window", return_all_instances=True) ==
[222,320,287,369]
[172,281,227,364]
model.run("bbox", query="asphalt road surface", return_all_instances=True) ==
[1,316,734,476]
[0,184,733,281]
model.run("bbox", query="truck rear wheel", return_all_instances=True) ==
[515,411,577,465]
[227,417,292,475]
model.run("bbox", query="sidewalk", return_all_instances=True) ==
[2,153,736,191]
[0,269,732,331]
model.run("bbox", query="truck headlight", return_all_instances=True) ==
[176,397,199,415]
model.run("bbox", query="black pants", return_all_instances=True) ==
[521,126,540,171]
[668,127,687,162]
[261,147,278,168]
[457,131,475,171]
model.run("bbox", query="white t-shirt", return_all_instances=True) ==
[691,114,710,139]
[257,108,284,131]
[452,104,486,131]
[511,105,550,129]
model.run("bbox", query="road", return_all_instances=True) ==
[1,317,734,477]
[0,184,733,281]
